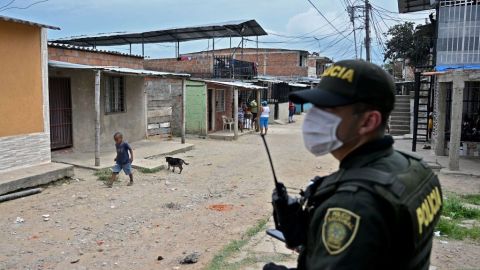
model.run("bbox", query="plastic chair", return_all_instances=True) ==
[222,115,234,132]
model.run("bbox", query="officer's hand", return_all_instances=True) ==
[272,182,288,202]
[263,262,293,270]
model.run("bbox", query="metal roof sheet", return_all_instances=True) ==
[199,79,266,90]
[50,19,267,47]
[288,82,310,88]
[397,0,435,13]
[0,15,59,30]
[49,60,190,77]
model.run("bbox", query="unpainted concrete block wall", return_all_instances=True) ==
[49,69,146,151]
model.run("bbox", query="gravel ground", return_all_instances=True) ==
[0,116,479,270]
[0,119,337,270]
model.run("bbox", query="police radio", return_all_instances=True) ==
[260,135,307,248]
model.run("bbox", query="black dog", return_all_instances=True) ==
[165,157,189,174]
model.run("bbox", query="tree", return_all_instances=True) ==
[384,21,434,67]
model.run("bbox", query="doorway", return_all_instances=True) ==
[208,89,213,131]
[49,77,73,150]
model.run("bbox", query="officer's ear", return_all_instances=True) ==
[358,110,382,135]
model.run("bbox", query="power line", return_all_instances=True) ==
[0,0,48,12]
[306,0,349,39]
[0,0,15,10]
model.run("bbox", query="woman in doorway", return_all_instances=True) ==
[238,101,246,133]
[260,101,270,135]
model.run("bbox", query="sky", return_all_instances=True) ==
[1,0,433,64]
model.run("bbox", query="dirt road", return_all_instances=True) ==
[0,120,338,270]
[1,117,479,270]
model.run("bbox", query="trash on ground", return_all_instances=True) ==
[434,231,441,237]
[439,240,448,244]
[15,217,25,224]
[207,204,233,212]
[179,252,200,264]
[157,256,164,261]
[70,258,80,264]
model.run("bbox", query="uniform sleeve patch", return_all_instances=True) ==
[322,207,361,255]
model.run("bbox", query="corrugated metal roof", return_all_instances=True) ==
[199,79,266,90]
[397,0,435,13]
[0,15,59,30]
[50,19,267,47]
[49,60,190,77]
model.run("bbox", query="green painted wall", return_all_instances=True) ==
[185,80,207,135]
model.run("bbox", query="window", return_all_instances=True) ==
[299,54,306,67]
[215,89,225,112]
[105,76,125,113]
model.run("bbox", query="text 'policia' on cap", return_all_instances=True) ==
[289,59,395,112]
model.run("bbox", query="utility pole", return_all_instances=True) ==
[365,0,371,62]
[347,6,358,59]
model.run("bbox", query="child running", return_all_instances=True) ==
[107,132,134,188]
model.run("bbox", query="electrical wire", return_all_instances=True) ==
[306,0,349,39]
[0,0,48,11]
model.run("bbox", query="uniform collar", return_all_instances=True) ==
[340,136,394,169]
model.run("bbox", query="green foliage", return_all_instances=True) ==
[94,169,111,181]
[442,195,480,220]
[437,217,480,240]
[435,194,480,240]
[206,218,269,270]
[384,22,434,67]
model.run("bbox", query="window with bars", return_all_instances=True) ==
[105,76,125,113]
[215,89,225,112]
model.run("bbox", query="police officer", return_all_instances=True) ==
[265,59,442,270]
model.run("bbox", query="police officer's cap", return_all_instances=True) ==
[289,59,395,113]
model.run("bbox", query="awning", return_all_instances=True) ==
[0,15,59,30]
[49,60,190,78]
[198,79,266,90]
[397,0,435,13]
[50,19,267,47]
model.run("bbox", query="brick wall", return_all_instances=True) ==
[183,48,309,77]
[0,132,50,172]
[48,46,144,69]
[144,56,213,77]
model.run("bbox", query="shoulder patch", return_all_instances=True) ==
[322,207,360,255]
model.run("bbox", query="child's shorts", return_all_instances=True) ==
[260,117,269,128]
[112,163,132,175]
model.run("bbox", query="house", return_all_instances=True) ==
[145,48,331,79]
[398,0,480,171]
[184,80,265,139]
[48,45,189,166]
[0,16,56,172]
[50,20,268,141]
[0,16,73,194]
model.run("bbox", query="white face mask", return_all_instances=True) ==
[302,107,343,156]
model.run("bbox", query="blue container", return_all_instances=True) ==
[295,103,312,113]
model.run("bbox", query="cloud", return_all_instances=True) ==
[286,8,324,34]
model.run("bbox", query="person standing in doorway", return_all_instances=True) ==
[107,132,134,188]
[288,101,296,123]
[260,101,270,135]
[250,99,258,130]
[238,101,246,133]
